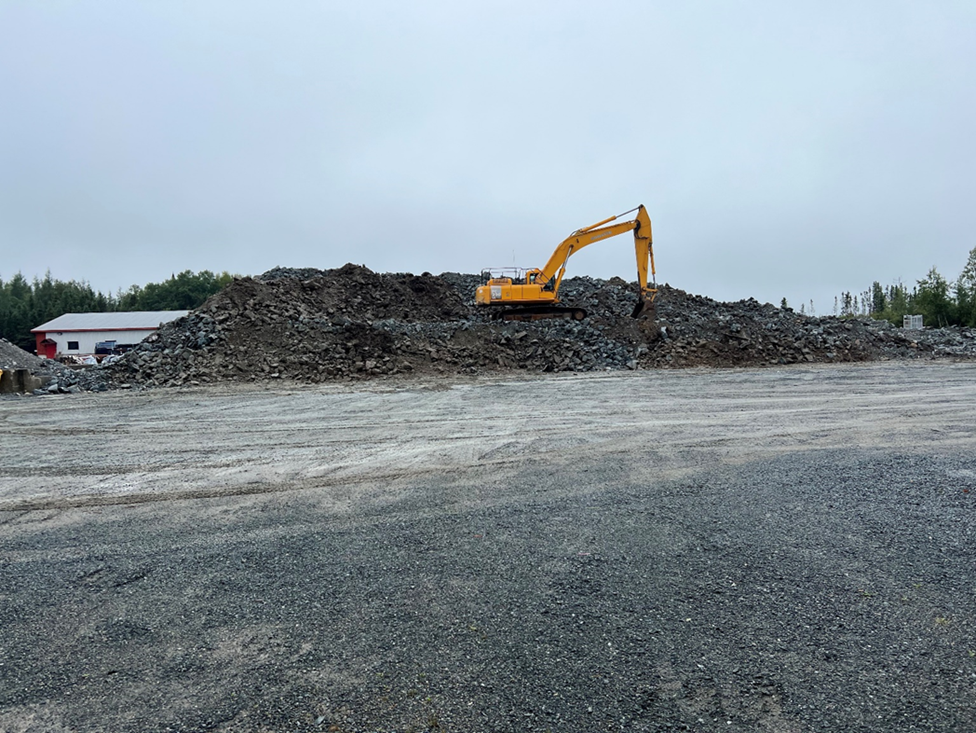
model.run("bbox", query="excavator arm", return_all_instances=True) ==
[537,204,656,317]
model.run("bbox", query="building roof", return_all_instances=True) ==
[31,311,190,333]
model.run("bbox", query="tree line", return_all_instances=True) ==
[0,270,235,353]
[829,245,976,328]
[783,245,976,328]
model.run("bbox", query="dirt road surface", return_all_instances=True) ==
[3,362,976,732]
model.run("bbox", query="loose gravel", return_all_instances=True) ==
[2,362,976,732]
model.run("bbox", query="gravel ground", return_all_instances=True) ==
[2,362,976,732]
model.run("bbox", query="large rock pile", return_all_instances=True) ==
[650,290,916,367]
[93,264,976,390]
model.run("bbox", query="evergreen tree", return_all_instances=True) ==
[957,246,976,327]
[841,292,854,317]
[870,282,886,314]
[915,267,953,327]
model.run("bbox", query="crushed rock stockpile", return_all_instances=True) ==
[0,338,73,385]
[93,264,976,390]
[0,338,54,372]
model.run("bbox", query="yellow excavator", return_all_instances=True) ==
[475,204,657,321]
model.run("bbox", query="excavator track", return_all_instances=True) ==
[498,306,587,322]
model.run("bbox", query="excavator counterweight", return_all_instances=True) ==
[476,205,657,321]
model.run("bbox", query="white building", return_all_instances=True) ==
[31,311,189,358]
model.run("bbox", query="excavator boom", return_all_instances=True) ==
[476,204,657,320]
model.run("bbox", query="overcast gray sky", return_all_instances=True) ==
[2,1,974,314]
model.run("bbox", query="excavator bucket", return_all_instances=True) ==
[631,296,651,319]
